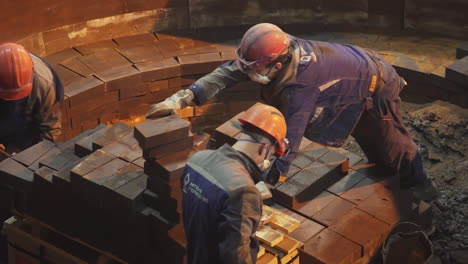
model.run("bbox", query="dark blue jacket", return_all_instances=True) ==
[188,35,401,175]
[182,144,263,264]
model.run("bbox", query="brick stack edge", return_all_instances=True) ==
[0,116,211,264]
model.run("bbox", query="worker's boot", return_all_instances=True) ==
[411,178,440,202]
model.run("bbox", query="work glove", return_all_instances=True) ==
[264,162,282,185]
[146,89,195,119]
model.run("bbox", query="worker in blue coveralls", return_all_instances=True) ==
[0,42,63,153]
[147,23,439,201]
[181,103,289,264]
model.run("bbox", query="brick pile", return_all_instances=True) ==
[0,115,212,263]
[46,32,260,142]
[213,116,434,264]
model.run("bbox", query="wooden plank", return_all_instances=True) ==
[258,246,266,258]
[134,115,190,150]
[262,205,300,234]
[256,252,278,264]
[256,226,284,247]
[275,236,302,255]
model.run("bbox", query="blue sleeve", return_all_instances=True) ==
[276,84,320,175]
[189,60,249,105]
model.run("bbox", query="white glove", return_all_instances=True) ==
[146,89,195,119]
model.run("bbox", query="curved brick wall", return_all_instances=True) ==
[2,0,467,56]
[47,30,468,142]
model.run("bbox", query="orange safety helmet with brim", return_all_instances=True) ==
[238,103,289,156]
[235,23,289,74]
[0,42,34,101]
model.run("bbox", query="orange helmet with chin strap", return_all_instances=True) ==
[236,23,289,73]
[0,43,34,101]
[238,103,289,156]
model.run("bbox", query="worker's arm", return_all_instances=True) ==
[188,60,248,105]
[29,76,62,142]
[218,185,262,264]
[274,84,320,179]
[146,61,249,118]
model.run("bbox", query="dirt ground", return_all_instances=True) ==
[343,100,468,264]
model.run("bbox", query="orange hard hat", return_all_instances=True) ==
[239,103,289,156]
[236,23,289,73]
[0,43,34,101]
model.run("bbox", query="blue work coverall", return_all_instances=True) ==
[0,53,63,150]
[188,35,427,186]
[182,144,263,264]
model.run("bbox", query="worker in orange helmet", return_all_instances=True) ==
[181,103,289,264]
[148,23,440,202]
[0,42,63,152]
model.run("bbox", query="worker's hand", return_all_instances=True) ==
[146,89,195,119]
[265,163,282,185]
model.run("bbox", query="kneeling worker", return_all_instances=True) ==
[0,42,63,152]
[181,103,289,264]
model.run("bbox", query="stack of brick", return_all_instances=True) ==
[213,115,433,264]
[46,32,261,142]
[256,205,304,264]
[0,120,188,263]
[134,115,211,264]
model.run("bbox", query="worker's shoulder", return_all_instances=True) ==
[187,149,256,194]
[31,54,54,86]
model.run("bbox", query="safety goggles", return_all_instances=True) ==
[235,45,288,74]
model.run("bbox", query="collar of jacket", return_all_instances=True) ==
[218,144,263,183]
